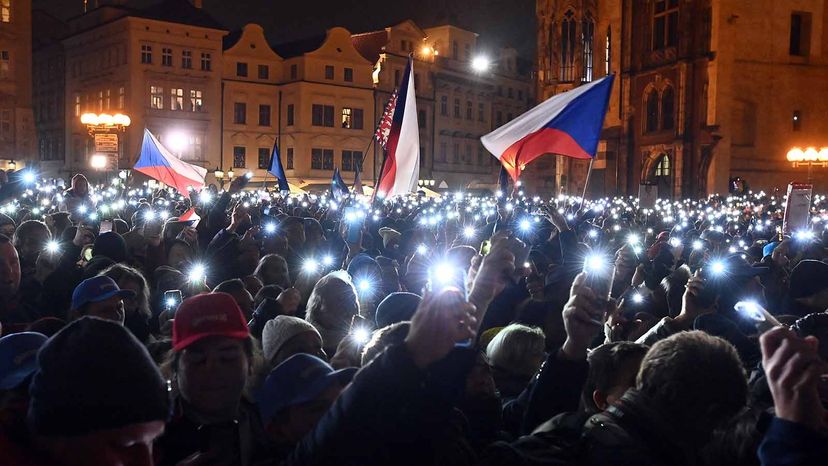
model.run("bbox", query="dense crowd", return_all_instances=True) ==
[0,167,826,466]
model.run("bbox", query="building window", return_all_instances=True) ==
[74,94,81,116]
[150,86,164,109]
[311,148,334,170]
[312,104,334,127]
[465,145,472,164]
[582,17,594,82]
[182,50,193,69]
[344,67,353,82]
[353,109,363,129]
[259,104,271,126]
[200,52,211,71]
[342,150,362,171]
[290,64,297,79]
[465,101,472,120]
[258,148,271,169]
[192,135,204,160]
[654,156,671,177]
[237,62,248,77]
[141,45,152,64]
[0,110,10,140]
[97,91,103,112]
[325,65,334,80]
[453,98,460,118]
[341,107,352,128]
[605,27,612,75]
[439,142,447,162]
[233,146,246,168]
[645,88,659,133]
[170,88,184,111]
[653,0,679,51]
[287,104,294,126]
[105,89,111,109]
[162,48,172,67]
[661,86,675,130]
[478,103,485,122]
[286,148,294,169]
[790,12,812,57]
[1,0,9,23]
[258,64,269,79]
[560,10,576,81]
[234,102,247,124]
[440,95,447,116]
[190,90,203,112]
[453,143,459,163]
[118,87,125,109]
[419,110,426,128]
[793,110,802,131]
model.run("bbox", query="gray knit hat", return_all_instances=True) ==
[262,315,322,364]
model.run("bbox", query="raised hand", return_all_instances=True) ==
[405,289,477,369]
[760,327,827,431]
[561,272,606,360]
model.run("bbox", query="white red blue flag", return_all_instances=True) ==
[481,74,614,181]
[375,57,420,198]
[375,90,398,150]
[134,128,207,195]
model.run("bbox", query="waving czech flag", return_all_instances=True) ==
[134,128,207,195]
[482,74,614,181]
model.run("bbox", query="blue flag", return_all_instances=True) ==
[267,141,290,192]
[331,168,348,200]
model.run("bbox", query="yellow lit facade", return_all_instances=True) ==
[0,0,35,169]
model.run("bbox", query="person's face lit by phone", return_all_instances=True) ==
[81,295,126,324]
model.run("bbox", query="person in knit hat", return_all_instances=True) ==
[0,212,14,239]
[91,231,128,263]
[2,317,169,466]
[374,292,422,328]
[262,315,325,369]
[378,227,402,250]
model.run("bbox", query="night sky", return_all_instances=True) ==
[34,0,537,59]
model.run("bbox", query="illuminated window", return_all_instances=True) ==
[97,91,103,111]
[190,89,203,112]
[341,107,352,128]
[655,156,671,177]
[605,27,612,74]
[653,0,679,51]
[182,50,192,69]
[74,94,81,116]
[233,146,246,168]
[258,148,270,169]
[286,148,294,169]
[170,88,184,111]
[105,89,111,109]
[1,0,10,23]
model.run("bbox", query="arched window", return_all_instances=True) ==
[581,16,595,82]
[560,11,576,82]
[655,155,671,177]
[645,88,659,133]
[661,86,675,130]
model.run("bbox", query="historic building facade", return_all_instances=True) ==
[537,0,828,197]
[0,0,36,170]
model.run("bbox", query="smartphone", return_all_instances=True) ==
[506,236,531,269]
[426,264,468,299]
[81,245,94,262]
[164,290,183,314]
[344,208,363,243]
[734,301,781,333]
[480,240,492,256]
[583,254,616,303]
[99,219,113,234]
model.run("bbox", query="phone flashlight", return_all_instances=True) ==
[583,253,615,304]
[302,259,320,274]
[734,301,781,333]
[188,264,207,283]
[45,240,60,254]
[164,290,183,313]
[463,226,475,239]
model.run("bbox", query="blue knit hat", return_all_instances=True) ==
[0,332,47,390]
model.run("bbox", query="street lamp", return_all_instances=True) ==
[786,146,828,181]
[471,55,491,73]
[81,113,131,134]
[90,154,108,170]
[7,159,15,170]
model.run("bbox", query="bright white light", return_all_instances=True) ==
[433,263,456,284]
[692,240,704,251]
[357,279,372,293]
[264,223,277,234]
[159,211,170,220]
[588,230,598,238]
[471,56,491,72]
[627,234,640,245]
[46,241,60,254]
[669,238,681,248]
[584,255,606,273]
[794,230,815,241]
[709,260,726,276]
[351,327,371,345]
[303,259,319,274]
[631,292,644,304]
[167,132,189,153]
[22,171,37,184]
[463,226,475,239]
[199,191,213,203]
[90,155,107,169]
[188,264,206,282]
[734,301,764,322]
[165,297,177,308]
[519,219,531,231]
[322,255,334,266]
[88,213,98,221]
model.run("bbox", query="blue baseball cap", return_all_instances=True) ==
[257,353,356,423]
[71,276,136,311]
[0,332,48,390]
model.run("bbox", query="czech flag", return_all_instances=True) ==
[134,128,207,195]
[481,74,614,182]
[376,57,420,198]
[267,141,290,193]
[331,167,349,201]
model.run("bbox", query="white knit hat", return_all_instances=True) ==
[378,227,401,249]
[262,315,322,363]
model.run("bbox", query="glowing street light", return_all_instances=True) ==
[471,56,491,73]
[90,154,108,170]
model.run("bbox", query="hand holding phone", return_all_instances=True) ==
[99,219,113,234]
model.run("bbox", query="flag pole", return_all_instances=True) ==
[580,158,595,210]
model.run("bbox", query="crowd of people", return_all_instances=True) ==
[0,167,826,465]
